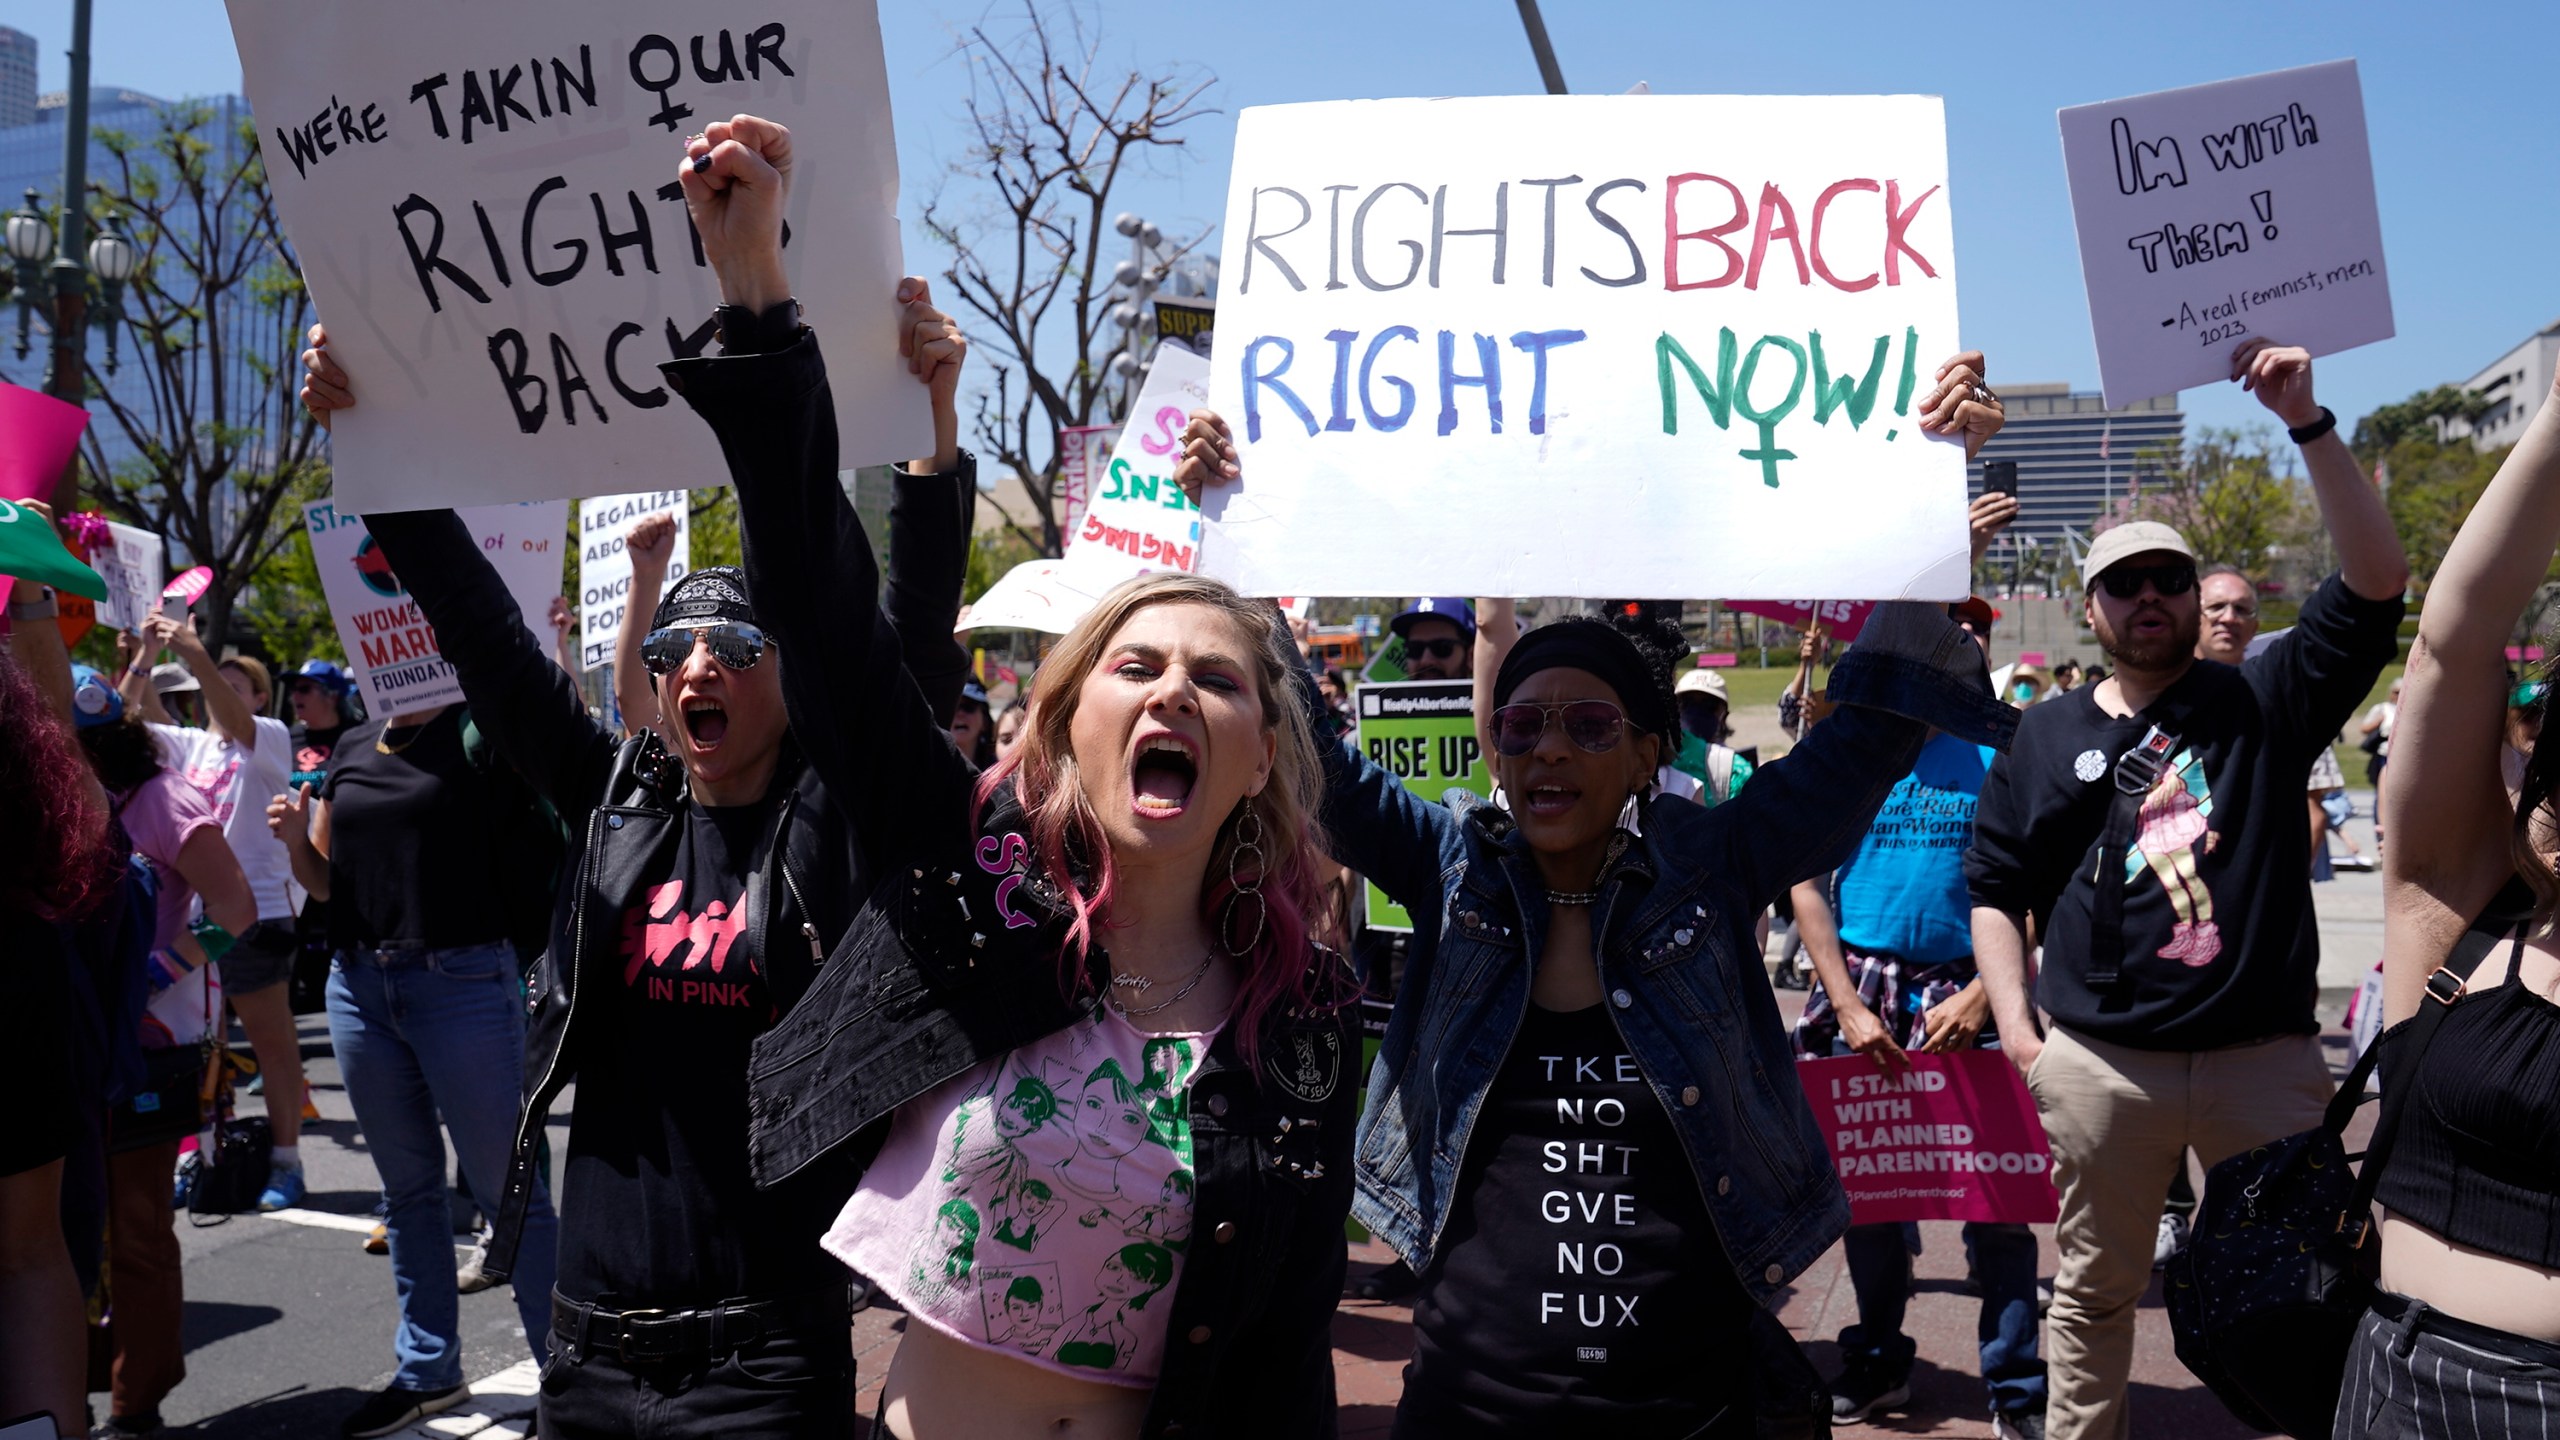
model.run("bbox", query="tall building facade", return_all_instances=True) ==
[1965,383,2185,547]
[0,27,35,130]
[2444,318,2560,452]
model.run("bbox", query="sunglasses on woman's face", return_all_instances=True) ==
[2095,563,2198,600]
[1404,638,1464,661]
[640,621,774,676]
[1490,699,1627,757]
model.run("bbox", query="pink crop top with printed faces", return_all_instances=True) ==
[826,1007,1220,1386]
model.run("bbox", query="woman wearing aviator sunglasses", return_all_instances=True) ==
[1174,365,2017,1433]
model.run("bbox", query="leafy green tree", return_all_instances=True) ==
[2351,385,2492,454]
[2105,427,2309,578]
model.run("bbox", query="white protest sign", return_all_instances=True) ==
[962,343,1210,634]
[2060,61,2392,408]
[577,490,689,670]
[90,522,168,632]
[225,0,932,513]
[1200,95,1968,602]
[305,499,567,715]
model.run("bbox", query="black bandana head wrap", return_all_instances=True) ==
[1492,618,1680,752]
[650,565,758,630]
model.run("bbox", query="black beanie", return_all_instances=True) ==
[1492,618,1679,750]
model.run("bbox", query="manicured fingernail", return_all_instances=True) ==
[691,155,712,173]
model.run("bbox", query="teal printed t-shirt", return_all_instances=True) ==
[1834,733,1992,965]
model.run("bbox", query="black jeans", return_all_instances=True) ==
[538,1321,853,1439]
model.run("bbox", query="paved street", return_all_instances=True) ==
[136,798,2385,1438]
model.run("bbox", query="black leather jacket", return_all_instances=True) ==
[361,441,975,1290]
[672,330,1359,1439]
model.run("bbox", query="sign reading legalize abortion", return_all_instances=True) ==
[2060,61,2392,408]
[224,0,931,513]
[1796,1052,2058,1226]
[1354,680,1490,933]
[1199,96,1969,602]
[578,490,689,671]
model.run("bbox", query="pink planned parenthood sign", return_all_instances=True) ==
[1796,1051,2058,1226]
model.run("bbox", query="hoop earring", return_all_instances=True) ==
[1223,795,1268,956]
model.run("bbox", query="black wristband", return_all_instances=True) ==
[712,297,803,356]
[2287,406,2337,445]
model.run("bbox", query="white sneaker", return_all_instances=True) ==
[2153,1211,2190,1269]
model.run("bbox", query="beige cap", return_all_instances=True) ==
[1675,667,1729,701]
[2081,520,2196,590]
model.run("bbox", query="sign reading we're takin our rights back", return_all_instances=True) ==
[225,0,932,513]
[1201,95,1971,604]
[2060,60,2392,408]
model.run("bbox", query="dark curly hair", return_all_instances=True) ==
[2513,658,2560,909]
[0,652,121,919]
[1605,607,1693,752]
[77,709,166,796]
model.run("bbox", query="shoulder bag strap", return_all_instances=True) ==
[2333,916,2526,1241]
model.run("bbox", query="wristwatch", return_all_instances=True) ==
[6,584,57,621]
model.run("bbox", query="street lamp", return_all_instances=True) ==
[1,188,135,375]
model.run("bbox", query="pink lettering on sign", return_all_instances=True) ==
[1794,1051,2058,1226]
[1727,599,1876,642]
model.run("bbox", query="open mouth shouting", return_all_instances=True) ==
[1129,731,1200,819]
[1519,779,1583,818]
[680,695,729,751]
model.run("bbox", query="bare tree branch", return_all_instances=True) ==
[923,1,1218,556]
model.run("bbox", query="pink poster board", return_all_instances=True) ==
[1795,1051,2058,1225]
[0,382,88,501]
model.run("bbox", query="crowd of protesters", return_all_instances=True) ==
[4,107,2555,1440]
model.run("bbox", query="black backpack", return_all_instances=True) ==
[2164,909,2519,1437]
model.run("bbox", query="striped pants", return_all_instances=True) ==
[2335,1291,2560,1439]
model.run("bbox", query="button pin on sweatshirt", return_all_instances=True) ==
[2073,749,2108,784]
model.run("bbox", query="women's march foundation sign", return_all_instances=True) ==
[1796,1052,2058,1226]
[306,499,566,715]
[1201,94,1970,602]
[224,0,931,513]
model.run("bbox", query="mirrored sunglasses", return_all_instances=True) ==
[640,621,773,676]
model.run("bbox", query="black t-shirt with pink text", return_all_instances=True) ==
[555,796,839,1305]
[1402,1002,1753,1435]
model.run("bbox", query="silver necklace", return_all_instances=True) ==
[1546,889,1601,907]
[1108,952,1216,1018]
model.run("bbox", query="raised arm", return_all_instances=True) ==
[2235,339,2409,603]
[144,611,251,745]
[2380,369,2560,1020]
[616,512,678,743]
[302,333,621,822]
[1175,408,1460,909]
[666,115,977,863]
[1472,597,1517,759]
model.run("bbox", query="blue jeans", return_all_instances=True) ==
[328,941,557,1389]
[1840,1220,2046,1414]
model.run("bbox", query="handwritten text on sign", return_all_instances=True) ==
[1795,1052,2058,1226]
[2060,61,2392,408]
[224,0,930,513]
[578,491,689,671]
[1200,95,1970,603]
[306,499,566,715]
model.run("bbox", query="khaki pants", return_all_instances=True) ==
[2027,1025,2332,1440]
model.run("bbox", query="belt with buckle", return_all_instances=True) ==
[551,1287,846,1367]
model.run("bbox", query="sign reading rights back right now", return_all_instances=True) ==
[2061,60,2394,408]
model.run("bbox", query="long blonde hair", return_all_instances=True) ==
[974,573,1334,1067]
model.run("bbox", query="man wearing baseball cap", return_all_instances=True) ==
[1391,596,1475,682]
[1965,341,2409,1440]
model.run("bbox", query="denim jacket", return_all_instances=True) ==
[670,331,1362,1439]
[1320,603,2016,1303]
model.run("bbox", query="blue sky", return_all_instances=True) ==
[13,0,2556,443]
